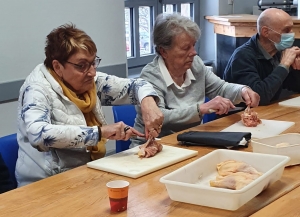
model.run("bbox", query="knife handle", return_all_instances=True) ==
[208,109,217,113]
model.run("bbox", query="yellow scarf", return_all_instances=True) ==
[49,69,106,160]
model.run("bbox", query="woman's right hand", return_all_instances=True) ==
[199,96,235,115]
[101,122,144,141]
[140,96,164,139]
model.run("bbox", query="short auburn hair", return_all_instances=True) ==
[44,23,97,70]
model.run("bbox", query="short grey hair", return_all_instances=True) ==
[153,13,201,55]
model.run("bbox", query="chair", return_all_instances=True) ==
[202,97,217,123]
[112,105,137,153]
[0,133,19,189]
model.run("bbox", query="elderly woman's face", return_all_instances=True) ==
[59,51,97,94]
[161,32,197,75]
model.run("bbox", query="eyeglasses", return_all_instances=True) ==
[65,56,101,73]
[266,26,281,35]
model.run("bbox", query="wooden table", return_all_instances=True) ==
[251,182,300,217]
[205,14,300,38]
[1,98,300,217]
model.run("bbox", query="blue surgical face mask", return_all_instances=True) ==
[267,27,295,51]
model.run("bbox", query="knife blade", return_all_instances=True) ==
[208,107,244,114]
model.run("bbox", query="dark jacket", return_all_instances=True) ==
[223,34,300,105]
[0,154,14,193]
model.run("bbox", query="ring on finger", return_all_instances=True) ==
[124,126,131,133]
[158,124,162,129]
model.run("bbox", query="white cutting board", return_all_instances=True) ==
[221,119,295,139]
[87,145,198,178]
[279,96,300,108]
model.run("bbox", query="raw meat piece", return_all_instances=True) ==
[209,160,263,190]
[210,172,261,190]
[241,106,262,127]
[217,160,263,176]
[138,137,163,158]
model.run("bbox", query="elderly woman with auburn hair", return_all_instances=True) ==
[16,23,163,187]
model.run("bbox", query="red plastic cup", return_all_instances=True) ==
[106,180,129,212]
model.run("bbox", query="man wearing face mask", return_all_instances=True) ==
[223,8,300,105]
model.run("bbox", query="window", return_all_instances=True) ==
[125,0,199,77]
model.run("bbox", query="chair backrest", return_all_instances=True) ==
[0,133,19,188]
[202,97,217,123]
[112,105,137,153]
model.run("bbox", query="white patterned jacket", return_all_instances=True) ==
[16,64,157,187]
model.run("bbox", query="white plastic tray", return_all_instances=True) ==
[252,133,300,166]
[160,149,289,211]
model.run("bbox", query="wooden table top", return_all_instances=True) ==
[205,14,300,25]
[205,14,300,38]
[1,96,300,217]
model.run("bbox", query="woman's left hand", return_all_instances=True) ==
[241,87,260,107]
[140,96,164,138]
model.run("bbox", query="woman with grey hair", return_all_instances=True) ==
[131,13,260,146]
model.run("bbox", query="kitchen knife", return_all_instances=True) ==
[208,107,244,114]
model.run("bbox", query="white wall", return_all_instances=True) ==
[199,0,219,64]
[0,101,18,137]
[0,0,126,83]
[199,0,234,65]
[232,0,258,14]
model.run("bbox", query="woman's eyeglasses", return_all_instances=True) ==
[65,56,101,73]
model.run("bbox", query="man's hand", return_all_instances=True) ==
[140,96,164,138]
[291,56,300,70]
[281,46,300,69]
[241,87,260,107]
